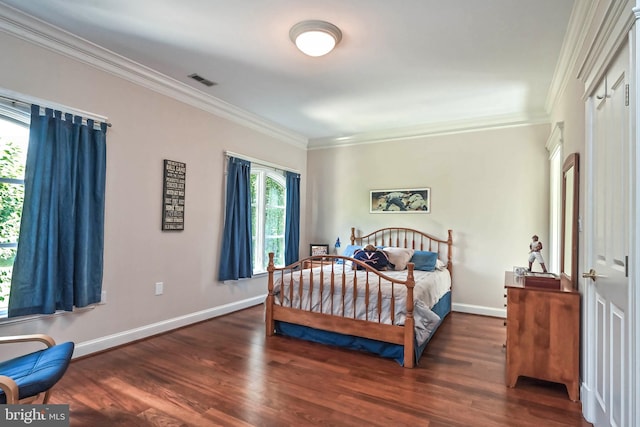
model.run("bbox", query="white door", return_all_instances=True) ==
[585,41,631,427]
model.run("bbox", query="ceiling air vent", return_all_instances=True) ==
[188,73,217,87]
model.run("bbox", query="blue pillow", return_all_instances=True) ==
[335,245,362,264]
[410,251,438,271]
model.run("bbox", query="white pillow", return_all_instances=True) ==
[436,259,447,270]
[382,247,415,270]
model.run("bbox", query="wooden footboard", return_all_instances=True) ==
[265,254,417,367]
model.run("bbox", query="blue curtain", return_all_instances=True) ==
[9,105,107,317]
[219,157,252,281]
[284,171,300,265]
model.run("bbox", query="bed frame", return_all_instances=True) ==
[265,227,453,368]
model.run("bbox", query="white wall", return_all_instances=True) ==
[0,31,307,357]
[306,124,551,315]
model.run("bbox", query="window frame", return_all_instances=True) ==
[251,166,286,274]
[0,103,30,315]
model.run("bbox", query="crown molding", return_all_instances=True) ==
[545,0,594,114]
[307,112,551,150]
[0,3,308,148]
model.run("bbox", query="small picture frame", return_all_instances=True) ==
[513,266,527,277]
[310,244,329,257]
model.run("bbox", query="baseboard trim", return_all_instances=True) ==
[453,303,506,318]
[75,298,504,358]
[74,295,266,358]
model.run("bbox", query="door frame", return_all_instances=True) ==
[630,13,640,427]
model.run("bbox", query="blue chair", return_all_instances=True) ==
[0,334,74,404]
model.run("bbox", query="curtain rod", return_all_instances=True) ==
[225,150,300,174]
[0,92,112,128]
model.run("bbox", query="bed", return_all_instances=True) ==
[265,226,453,368]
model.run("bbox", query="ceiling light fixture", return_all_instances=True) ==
[289,20,342,57]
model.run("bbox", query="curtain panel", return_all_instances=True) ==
[218,157,252,281]
[284,171,300,265]
[9,105,107,317]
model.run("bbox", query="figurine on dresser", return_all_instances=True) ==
[528,235,547,272]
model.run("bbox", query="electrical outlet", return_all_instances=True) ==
[155,282,163,296]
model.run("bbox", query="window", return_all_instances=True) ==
[546,122,564,274]
[548,146,562,273]
[251,167,285,273]
[0,109,29,315]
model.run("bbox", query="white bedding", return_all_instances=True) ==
[272,266,451,345]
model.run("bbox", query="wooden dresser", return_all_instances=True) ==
[504,271,580,401]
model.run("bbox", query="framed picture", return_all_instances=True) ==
[310,244,329,257]
[162,159,186,230]
[370,188,430,213]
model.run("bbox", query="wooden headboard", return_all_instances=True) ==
[350,226,453,276]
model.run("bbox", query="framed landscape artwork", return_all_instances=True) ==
[370,188,430,213]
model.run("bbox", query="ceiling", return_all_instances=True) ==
[1,0,576,145]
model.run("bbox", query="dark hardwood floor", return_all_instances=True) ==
[51,306,591,426]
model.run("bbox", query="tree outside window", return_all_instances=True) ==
[0,116,29,313]
[251,167,285,273]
